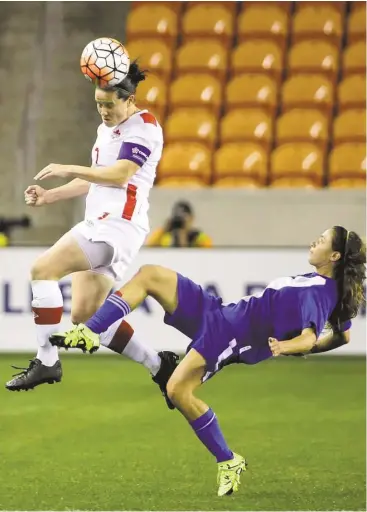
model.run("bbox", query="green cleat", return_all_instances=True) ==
[217,452,247,497]
[49,323,100,354]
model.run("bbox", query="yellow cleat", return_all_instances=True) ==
[217,452,247,497]
[49,323,100,354]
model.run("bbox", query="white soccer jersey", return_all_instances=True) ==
[85,109,163,231]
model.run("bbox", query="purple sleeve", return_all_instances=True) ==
[118,142,151,167]
[341,320,352,332]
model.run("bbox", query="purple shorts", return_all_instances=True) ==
[164,274,240,381]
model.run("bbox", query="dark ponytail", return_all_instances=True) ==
[107,59,147,100]
[328,226,366,332]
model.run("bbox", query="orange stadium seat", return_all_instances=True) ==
[128,40,173,81]
[130,2,183,13]
[270,177,321,188]
[170,73,222,114]
[277,109,329,148]
[271,143,324,185]
[343,42,366,75]
[231,41,283,82]
[292,6,342,45]
[213,177,262,188]
[158,142,212,184]
[213,143,268,186]
[237,6,289,48]
[188,1,237,14]
[282,75,334,115]
[334,109,366,144]
[135,74,167,119]
[329,143,366,181]
[295,1,346,13]
[288,41,339,79]
[348,4,366,43]
[175,40,228,79]
[220,109,273,148]
[165,109,218,148]
[157,177,207,188]
[226,74,278,113]
[338,75,366,110]
[182,4,234,45]
[243,1,292,12]
[329,178,366,189]
[126,5,178,42]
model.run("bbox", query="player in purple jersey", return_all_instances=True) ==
[50,226,365,496]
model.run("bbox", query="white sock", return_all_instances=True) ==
[100,320,161,375]
[31,280,63,367]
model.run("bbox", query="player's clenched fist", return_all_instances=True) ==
[268,337,283,357]
[24,185,48,207]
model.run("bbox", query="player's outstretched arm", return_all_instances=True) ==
[310,329,350,354]
[25,179,90,207]
[268,328,317,357]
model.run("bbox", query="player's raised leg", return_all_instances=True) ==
[166,349,247,496]
[5,232,93,391]
[70,270,179,408]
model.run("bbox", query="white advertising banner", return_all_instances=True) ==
[0,248,365,354]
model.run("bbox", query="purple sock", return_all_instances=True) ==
[190,408,233,463]
[85,292,131,334]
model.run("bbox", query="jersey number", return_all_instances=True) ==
[94,147,99,164]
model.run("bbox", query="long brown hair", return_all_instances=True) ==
[328,226,366,332]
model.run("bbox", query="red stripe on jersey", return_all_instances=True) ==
[122,184,137,221]
[140,112,157,126]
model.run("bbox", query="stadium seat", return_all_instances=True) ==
[295,1,346,13]
[277,109,329,148]
[135,74,167,119]
[329,143,366,180]
[213,143,268,185]
[348,3,366,43]
[128,40,173,80]
[288,41,339,79]
[343,42,366,75]
[220,109,273,148]
[226,74,277,113]
[243,1,292,12]
[333,109,366,144]
[165,109,218,148]
[270,177,321,188]
[175,40,228,79]
[282,74,334,115]
[231,41,283,82]
[159,142,212,183]
[271,143,324,185]
[328,177,366,189]
[188,1,237,14]
[157,177,207,188]
[130,2,183,13]
[292,6,342,45]
[338,75,366,110]
[182,4,234,45]
[170,73,222,114]
[212,177,262,188]
[237,6,289,48]
[126,5,178,42]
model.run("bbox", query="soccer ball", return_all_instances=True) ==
[80,37,130,88]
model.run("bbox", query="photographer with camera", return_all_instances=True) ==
[147,200,212,248]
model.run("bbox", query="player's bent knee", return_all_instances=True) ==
[140,264,173,291]
[31,259,57,281]
[166,378,191,407]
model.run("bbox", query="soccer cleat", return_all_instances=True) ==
[152,351,179,410]
[217,452,248,497]
[49,323,100,354]
[5,358,62,391]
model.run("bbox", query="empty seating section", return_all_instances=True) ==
[127,2,366,188]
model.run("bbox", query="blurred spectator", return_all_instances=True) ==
[0,216,31,247]
[147,201,212,248]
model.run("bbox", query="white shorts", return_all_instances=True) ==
[70,216,148,283]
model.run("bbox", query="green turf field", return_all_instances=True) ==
[0,354,365,511]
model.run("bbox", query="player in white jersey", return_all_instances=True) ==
[6,61,179,404]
